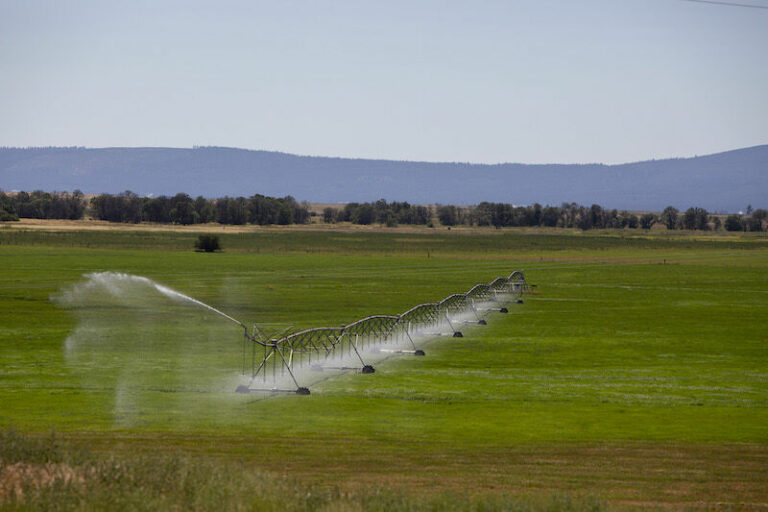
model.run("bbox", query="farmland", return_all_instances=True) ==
[1,224,767,509]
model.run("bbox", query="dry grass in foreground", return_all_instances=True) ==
[54,433,768,510]
[0,428,607,512]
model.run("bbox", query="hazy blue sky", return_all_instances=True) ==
[1,0,766,164]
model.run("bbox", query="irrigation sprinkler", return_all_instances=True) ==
[232,270,528,395]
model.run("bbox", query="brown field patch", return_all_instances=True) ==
[3,218,764,240]
[0,463,85,502]
[67,434,768,509]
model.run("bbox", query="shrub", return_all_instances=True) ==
[322,207,337,223]
[682,207,709,230]
[660,206,679,230]
[437,205,457,226]
[0,427,66,464]
[724,215,743,232]
[744,215,764,232]
[0,210,19,222]
[194,234,221,252]
[640,213,656,230]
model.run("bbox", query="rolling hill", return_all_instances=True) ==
[1,145,766,211]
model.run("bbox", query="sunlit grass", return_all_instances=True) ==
[0,227,766,507]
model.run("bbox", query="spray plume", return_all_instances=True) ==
[52,271,250,425]
[152,282,245,328]
[58,271,245,328]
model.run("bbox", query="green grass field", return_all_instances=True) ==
[1,226,766,509]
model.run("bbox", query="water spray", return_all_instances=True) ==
[152,282,246,329]
[60,270,528,397]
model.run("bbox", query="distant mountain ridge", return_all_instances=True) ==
[1,145,766,211]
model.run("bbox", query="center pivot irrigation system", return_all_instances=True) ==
[226,270,528,395]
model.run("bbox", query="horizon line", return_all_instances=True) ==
[1,142,766,168]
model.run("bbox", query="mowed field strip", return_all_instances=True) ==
[1,225,766,508]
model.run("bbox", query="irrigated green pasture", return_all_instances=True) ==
[1,226,767,508]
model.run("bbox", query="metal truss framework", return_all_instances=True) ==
[237,270,527,395]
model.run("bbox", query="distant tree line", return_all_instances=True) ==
[468,202,645,229]
[1,189,765,232]
[323,200,430,227]
[659,205,766,232]
[322,201,766,231]
[0,190,86,221]
[89,191,310,225]
[722,205,768,232]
